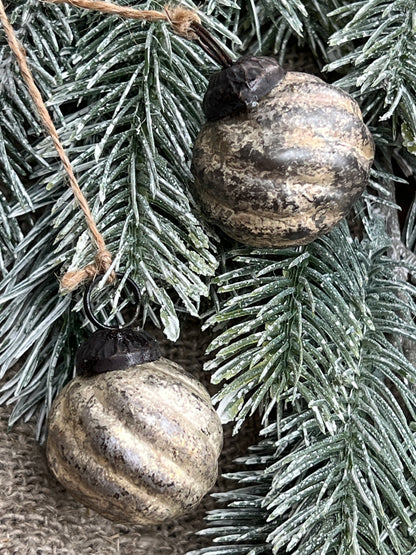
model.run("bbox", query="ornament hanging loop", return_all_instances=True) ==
[84,273,141,330]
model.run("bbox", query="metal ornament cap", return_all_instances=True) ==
[76,328,161,376]
[77,273,161,376]
[203,56,286,121]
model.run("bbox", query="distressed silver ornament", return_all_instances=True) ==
[191,56,375,247]
[46,278,223,525]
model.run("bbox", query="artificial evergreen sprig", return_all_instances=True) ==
[326,0,416,149]
[189,433,276,555]
[37,3,224,326]
[0,0,74,270]
[233,0,342,65]
[0,0,73,206]
[203,217,389,433]
[192,402,416,554]
[193,216,416,554]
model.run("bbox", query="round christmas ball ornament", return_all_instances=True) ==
[191,55,375,247]
[46,277,223,525]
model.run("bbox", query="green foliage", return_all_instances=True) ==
[189,435,275,555]
[38,8,221,336]
[192,217,416,554]
[0,0,73,269]
[0,0,73,205]
[326,0,416,146]
[204,215,380,432]
[232,0,340,64]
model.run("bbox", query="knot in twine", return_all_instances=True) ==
[164,6,201,40]
[60,249,114,292]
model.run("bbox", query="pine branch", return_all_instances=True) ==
[0,0,74,197]
[232,0,342,66]
[192,388,416,553]
[204,215,401,433]
[192,217,416,552]
[188,431,275,555]
[325,0,416,148]
[36,6,223,334]
[0,0,74,269]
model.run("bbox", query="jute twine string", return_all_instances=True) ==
[44,0,202,40]
[0,0,202,292]
[43,1,233,67]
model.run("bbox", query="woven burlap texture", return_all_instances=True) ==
[0,320,259,555]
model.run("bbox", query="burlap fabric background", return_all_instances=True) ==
[0,319,260,554]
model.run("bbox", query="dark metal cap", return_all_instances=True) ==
[76,328,161,376]
[202,56,286,121]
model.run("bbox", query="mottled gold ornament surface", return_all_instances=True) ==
[191,57,375,247]
[46,356,223,525]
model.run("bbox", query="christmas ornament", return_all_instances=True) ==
[191,56,375,247]
[46,276,223,524]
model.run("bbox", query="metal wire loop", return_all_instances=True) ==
[83,273,141,330]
